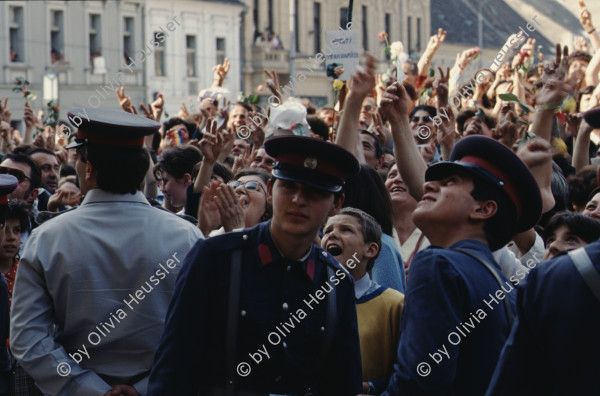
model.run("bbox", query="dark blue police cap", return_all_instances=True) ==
[426,136,542,233]
[0,175,18,205]
[584,107,600,129]
[264,135,360,193]
[65,108,160,149]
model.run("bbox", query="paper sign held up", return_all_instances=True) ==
[325,30,360,81]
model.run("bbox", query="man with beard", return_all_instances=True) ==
[378,82,542,395]
[28,148,59,211]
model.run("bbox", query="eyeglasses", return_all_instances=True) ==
[228,180,266,193]
[411,116,432,123]
[0,166,30,183]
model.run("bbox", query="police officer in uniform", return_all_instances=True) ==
[381,135,543,396]
[10,108,203,396]
[485,107,600,395]
[148,135,363,395]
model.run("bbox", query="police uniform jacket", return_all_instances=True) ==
[147,220,363,396]
[384,240,516,396]
[10,189,203,396]
[486,240,600,396]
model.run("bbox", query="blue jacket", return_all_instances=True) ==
[384,240,516,395]
[148,220,363,395]
[486,241,600,395]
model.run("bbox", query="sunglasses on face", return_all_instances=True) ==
[411,116,432,123]
[227,180,265,193]
[0,166,29,183]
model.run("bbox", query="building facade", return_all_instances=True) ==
[241,0,431,106]
[0,0,244,128]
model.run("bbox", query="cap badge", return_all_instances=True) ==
[304,157,318,169]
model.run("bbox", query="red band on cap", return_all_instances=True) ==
[276,153,344,178]
[0,196,7,205]
[460,156,521,217]
[77,129,144,146]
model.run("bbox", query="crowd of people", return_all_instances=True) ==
[0,1,598,395]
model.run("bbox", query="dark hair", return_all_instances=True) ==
[152,130,162,153]
[6,199,30,233]
[162,117,195,135]
[337,207,382,271]
[403,59,418,75]
[155,146,203,180]
[307,115,329,140]
[470,174,518,250]
[577,85,596,112]
[569,51,592,67]
[568,167,598,210]
[543,211,600,246]
[360,130,383,159]
[234,168,273,222]
[342,165,393,235]
[234,102,252,113]
[26,147,56,157]
[4,152,41,190]
[60,163,76,178]
[409,105,436,120]
[87,145,150,194]
[456,107,497,134]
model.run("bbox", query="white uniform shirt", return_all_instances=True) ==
[10,189,203,396]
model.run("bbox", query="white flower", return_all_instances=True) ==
[390,41,404,58]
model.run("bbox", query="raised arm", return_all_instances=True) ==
[380,82,428,201]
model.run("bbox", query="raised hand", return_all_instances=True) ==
[455,47,480,70]
[212,58,230,87]
[215,183,245,232]
[348,53,377,100]
[139,103,154,120]
[115,87,135,113]
[178,102,189,118]
[380,82,411,124]
[232,146,256,175]
[574,36,590,53]
[24,102,36,128]
[47,189,82,212]
[264,69,282,102]
[0,98,10,123]
[150,94,164,121]
[433,67,450,107]
[512,38,536,69]
[538,45,577,108]
[198,180,222,236]
[426,28,447,53]
[579,0,594,32]
[199,119,224,162]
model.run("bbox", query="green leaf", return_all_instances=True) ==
[429,67,435,77]
[498,93,520,102]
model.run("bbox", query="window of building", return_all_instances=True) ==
[314,2,321,53]
[186,35,197,77]
[340,7,348,29]
[385,13,391,60]
[50,10,64,64]
[89,13,102,65]
[123,17,134,63]
[362,6,368,50]
[154,31,166,76]
[267,0,273,34]
[9,6,24,62]
[417,17,422,53]
[216,38,226,65]
[407,16,412,55]
[294,0,300,52]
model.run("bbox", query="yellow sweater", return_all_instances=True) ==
[356,287,405,383]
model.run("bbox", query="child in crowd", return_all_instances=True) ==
[322,207,404,395]
[542,211,600,260]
